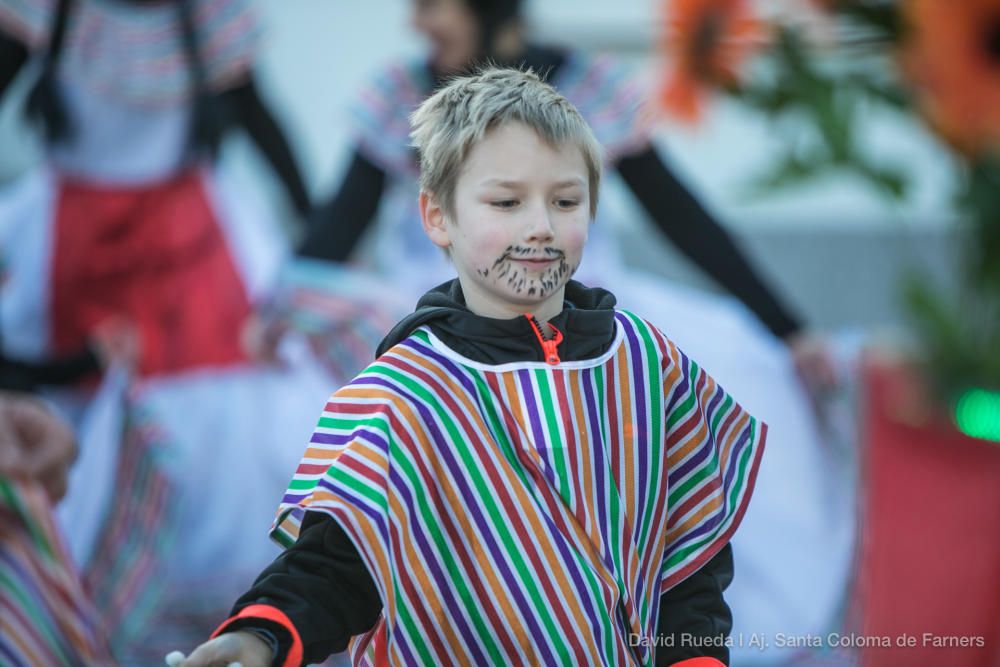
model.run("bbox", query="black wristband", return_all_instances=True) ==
[242,628,280,663]
[217,618,292,667]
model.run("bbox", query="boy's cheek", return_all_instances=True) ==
[453,229,509,270]
[564,225,589,254]
[476,227,517,254]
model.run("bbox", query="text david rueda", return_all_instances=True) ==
[629,633,987,651]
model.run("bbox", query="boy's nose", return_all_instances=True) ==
[523,206,555,243]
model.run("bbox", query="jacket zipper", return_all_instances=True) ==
[524,313,563,366]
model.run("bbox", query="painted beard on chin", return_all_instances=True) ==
[475,245,577,298]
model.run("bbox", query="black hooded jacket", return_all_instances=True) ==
[219,280,734,666]
[375,277,620,363]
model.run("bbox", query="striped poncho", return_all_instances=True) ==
[272,311,766,666]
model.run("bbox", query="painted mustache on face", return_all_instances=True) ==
[494,245,565,265]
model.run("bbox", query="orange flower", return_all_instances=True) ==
[659,0,766,122]
[901,0,1000,155]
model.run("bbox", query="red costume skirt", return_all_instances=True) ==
[50,169,251,377]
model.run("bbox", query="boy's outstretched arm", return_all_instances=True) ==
[655,542,735,667]
[206,511,383,666]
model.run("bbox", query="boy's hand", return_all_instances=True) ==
[175,631,273,667]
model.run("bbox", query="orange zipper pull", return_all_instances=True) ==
[525,314,563,365]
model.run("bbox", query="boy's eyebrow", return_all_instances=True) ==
[480,177,586,188]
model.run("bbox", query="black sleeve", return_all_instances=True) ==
[224,511,382,666]
[616,147,802,340]
[0,29,29,102]
[654,542,734,666]
[0,347,101,393]
[296,149,386,262]
[222,77,312,219]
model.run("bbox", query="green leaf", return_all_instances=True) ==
[845,74,911,110]
[742,149,833,195]
[837,2,903,41]
[853,160,909,199]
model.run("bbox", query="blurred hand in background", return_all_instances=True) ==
[0,392,77,503]
[90,315,142,370]
[786,330,840,402]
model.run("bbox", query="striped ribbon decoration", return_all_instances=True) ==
[272,311,765,666]
[0,478,114,666]
[263,258,413,385]
[82,392,179,662]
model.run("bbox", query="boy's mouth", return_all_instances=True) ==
[503,247,565,269]
[513,257,558,269]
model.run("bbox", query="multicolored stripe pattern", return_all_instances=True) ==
[264,258,413,385]
[83,392,179,662]
[349,51,655,179]
[272,311,766,666]
[0,479,114,666]
[0,0,259,106]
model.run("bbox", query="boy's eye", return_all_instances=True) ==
[491,199,519,209]
[555,198,580,209]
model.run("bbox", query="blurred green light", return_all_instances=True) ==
[954,389,1000,443]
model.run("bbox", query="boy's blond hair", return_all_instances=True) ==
[409,67,603,219]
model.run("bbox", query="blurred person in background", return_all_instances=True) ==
[0,0,352,663]
[288,0,857,663]
[0,0,311,380]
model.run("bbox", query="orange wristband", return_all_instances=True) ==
[210,604,304,667]
[671,658,726,667]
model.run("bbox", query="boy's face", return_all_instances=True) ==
[420,122,591,321]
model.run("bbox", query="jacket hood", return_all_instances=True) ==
[376,278,618,365]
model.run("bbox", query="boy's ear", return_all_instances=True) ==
[419,190,451,249]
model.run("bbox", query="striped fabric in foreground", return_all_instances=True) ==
[0,479,114,667]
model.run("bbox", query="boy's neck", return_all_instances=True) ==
[457,276,565,325]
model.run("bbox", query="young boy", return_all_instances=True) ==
[177,67,766,667]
